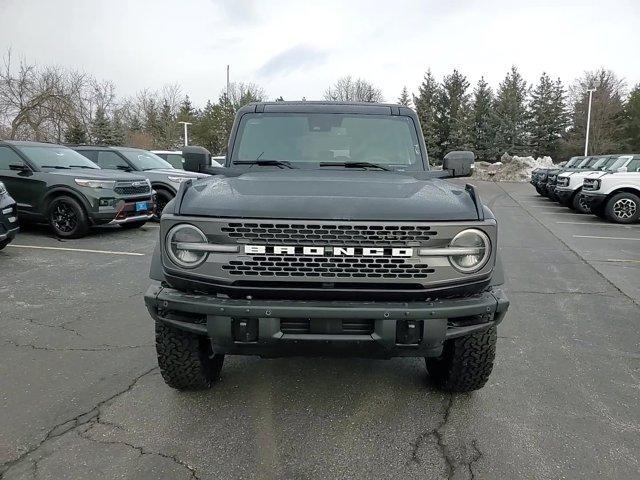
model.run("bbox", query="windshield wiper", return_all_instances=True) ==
[40,165,71,169]
[69,165,98,169]
[319,161,391,171]
[233,160,295,169]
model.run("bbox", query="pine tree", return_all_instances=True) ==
[494,66,529,156]
[623,84,640,151]
[91,107,113,145]
[470,77,497,162]
[434,69,471,161]
[111,112,125,146]
[528,73,567,159]
[398,86,411,107]
[64,121,88,145]
[129,115,143,132]
[413,70,440,162]
[178,96,195,122]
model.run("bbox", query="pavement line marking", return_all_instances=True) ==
[573,235,640,242]
[602,259,640,264]
[557,221,640,228]
[539,212,581,215]
[7,245,145,256]
[526,205,569,209]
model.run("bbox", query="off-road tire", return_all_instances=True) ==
[572,190,591,214]
[592,205,607,219]
[155,321,224,390]
[48,195,90,238]
[153,189,173,222]
[605,192,640,224]
[535,186,545,196]
[426,325,496,393]
[120,220,147,230]
[0,239,9,250]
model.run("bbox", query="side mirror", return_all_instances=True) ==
[617,166,628,173]
[182,146,211,173]
[443,151,475,178]
[9,163,29,172]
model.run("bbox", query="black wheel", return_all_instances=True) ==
[572,190,591,214]
[153,190,173,222]
[120,220,147,230]
[155,321,224,390]
[48,196,89,238]
[592,205,607,219]
[605,192,640,224]
[0,239,9,250]
[426,326,497,393]
[535,186,545,196]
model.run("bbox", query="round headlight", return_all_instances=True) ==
[166,224,208,268]
[448,229,491,273]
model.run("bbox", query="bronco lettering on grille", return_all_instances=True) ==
[243,245,414,257]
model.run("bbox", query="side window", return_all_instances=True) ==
[626,159,640,172]
[96,151,130,170]
[0,146,25,171]
[77,150,98,162]
[166,154,184,169]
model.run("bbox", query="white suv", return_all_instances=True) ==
[555,155,619,212]
[581,155,640,223]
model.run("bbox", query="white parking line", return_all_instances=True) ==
[557,221,640,228]
[573,235,640,242]
[603,259,640,264]
[527,205,568,209]
[7,245,145,256]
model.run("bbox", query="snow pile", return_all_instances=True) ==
[473,154,555,182]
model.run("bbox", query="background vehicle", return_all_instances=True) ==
[73,146,209,220]
[152,150,224,170]
[145,102,509,393]
[555,155,620,213]
[0,141,154,238]
[546,156,602,200]
[531,157,581,195]
[582,155,640,223]
[0,180,19,250]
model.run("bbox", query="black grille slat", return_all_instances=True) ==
[342,320,375,334]
[114,184,151,195]
[222,255,435,279]
[280,319,310,334]
[221,222,437,246]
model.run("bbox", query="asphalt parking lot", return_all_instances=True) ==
[1,180,638,480]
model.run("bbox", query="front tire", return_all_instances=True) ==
[572,190,591,214]
[426,326,497,392]
[153,189,173,222]
[605,192,640,224]
[0,239,10,250]
[48,196,89,238]
[155,321,224,390]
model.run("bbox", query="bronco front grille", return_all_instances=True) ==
[220,222,437,246]
[114,183,151,195]
[280,319,375,335]
[222,255,435,279]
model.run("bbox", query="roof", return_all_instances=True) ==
[73,145,140,151]
[151,150,182,154]
[1,140,66,147]
[237,100,414,115]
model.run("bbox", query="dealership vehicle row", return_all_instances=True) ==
[531,153,640,223]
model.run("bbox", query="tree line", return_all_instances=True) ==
[1,50,638,162]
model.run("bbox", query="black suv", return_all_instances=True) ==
[0,180,19,249]
[73,146,209,220]
[0,141,154,238]
[145,102,509,393]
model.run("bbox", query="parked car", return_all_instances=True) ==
[0,141,154,238]
[555,155,621,213]
[152,150,224,170]
[144,101,510,393]
[73,146,209,220]
[0,180,19,250]
[531,156,582,196]
[582,154,640,223]
[546,156,603,201]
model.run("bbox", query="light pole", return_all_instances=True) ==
[178,121,192,147]
[584,88,596,156]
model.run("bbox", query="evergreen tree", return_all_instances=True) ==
[494,66,529,156]
[129,115,143,133]
[191,100,223,154]
[528,73,568,159]
[90,107,113,145]
[413,70,440,162]
[64,121,88,145]
[623,84,640,152]
[398,86,411,107]
[470,77,497,162]
[434,69,471,161]
[178,96,195,122]
[111,112,126,146]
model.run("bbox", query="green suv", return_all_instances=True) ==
[0,141,155,238]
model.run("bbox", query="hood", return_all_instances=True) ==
[142,168,209,178]
[44,169,146,182]
[178,169,480,221]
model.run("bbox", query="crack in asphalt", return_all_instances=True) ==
[468,440,483,480]
[26,317,83,338]
[3,339,153,352]
[0,366,158,478]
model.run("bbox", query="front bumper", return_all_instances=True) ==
[145,283,509,358]
[555,187,574,204]
[581,191,607,209]
[91,195,155,225]
[0,203,19,243]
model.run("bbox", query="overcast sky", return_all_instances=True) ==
[1,0,639,106]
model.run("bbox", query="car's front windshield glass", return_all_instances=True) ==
[591,157,608,169]
[607,156,631,171]
[17,145,100,169]
[231,113,424,170]
[121,149,173,170]
[566,157,582,167]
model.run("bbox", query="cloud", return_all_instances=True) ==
[257,45,329,78]
[216,0,258,24]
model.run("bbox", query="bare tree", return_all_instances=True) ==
[324,76,384,103]
[226,81,266,109]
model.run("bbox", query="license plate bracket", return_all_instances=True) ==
[135,201,148,212]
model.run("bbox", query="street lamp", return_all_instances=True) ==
[584,88,596,156]
[178,121,192,147]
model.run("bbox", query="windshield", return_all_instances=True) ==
[607,156,630,171]
[565,157,582,168]
[16,145,99,169]
[231,113,424,170]
[590,157,608,169]
[120,149,174,170]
